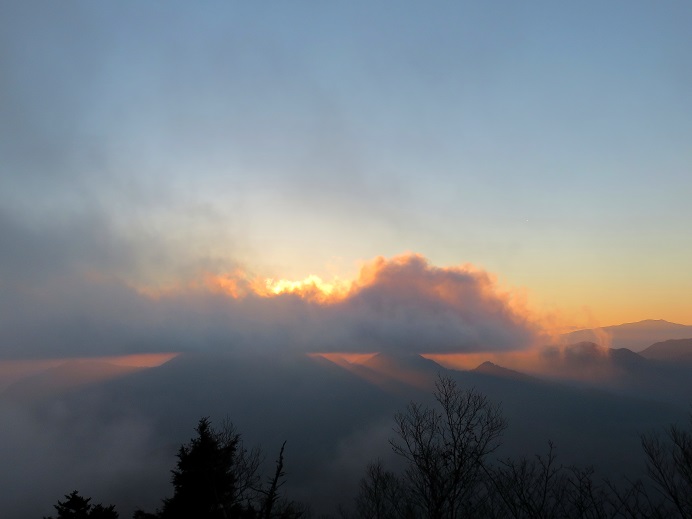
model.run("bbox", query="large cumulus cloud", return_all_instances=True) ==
[325,254,540,353]
[0,211,542,359]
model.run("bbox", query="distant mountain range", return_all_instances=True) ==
[561,319,692,352]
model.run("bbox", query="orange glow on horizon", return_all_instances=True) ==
[421,351,537,372]
[308,352,378,365]
[90,352,180,368]
[0,353,180,396]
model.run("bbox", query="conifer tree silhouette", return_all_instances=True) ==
[160,417,240,519]
[44,490,118,519]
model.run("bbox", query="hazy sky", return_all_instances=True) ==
[2,0,691,334]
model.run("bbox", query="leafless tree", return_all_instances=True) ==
[389,375,507,519]
[217,416,263,507]
[488,441,571,519]
[355,461,411,519]
[641,413,692,519]
[487,442,662,519]
[564,465,619,519]
[605,477,668,519]
[258,441,306,519]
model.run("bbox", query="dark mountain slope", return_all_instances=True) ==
[640,338,692,362]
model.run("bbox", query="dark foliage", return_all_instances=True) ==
[134,417,304,519]
[44,490,118,519]
[159,417,241,518]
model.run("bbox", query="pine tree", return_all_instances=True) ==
[44,490,118,519]
[160,417,240,519]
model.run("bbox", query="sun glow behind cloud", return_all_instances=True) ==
[117,254,671,346]
[196,264,354,304]
[194,253,550,353]
[197,253,543,318]
[258,275,352,302]
[129,271,352,303]
[3,253,551,361]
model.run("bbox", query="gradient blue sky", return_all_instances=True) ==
[2,1,691,327]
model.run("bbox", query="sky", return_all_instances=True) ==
[1,0,692,364]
